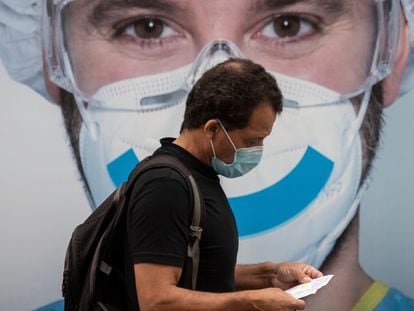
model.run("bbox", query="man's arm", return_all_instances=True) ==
[235,262,323,291]
[134,263,305,311]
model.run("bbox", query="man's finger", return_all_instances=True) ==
[304,265,323,279]
[293,299,306,310]
[301,275,312,283]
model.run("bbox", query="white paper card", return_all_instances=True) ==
[285,275,334,299]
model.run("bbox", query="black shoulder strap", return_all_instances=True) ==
[122,154,204,290]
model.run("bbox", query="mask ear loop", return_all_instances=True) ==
[345,12,382,148]
[210,139,217,158]
[74,93,100,140]
[217,120,237,152]
[345,85,372,148]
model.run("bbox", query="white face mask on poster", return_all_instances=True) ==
[79,40,369,268]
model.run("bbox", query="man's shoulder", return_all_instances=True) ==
[127,162,192,215]
[131,163,189,193]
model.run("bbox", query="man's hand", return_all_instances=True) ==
[235,262,323,291]
[271,262,323,290]
[245,287,306,311]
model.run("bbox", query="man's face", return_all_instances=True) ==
[212,104,277,165]
[64,0,376,96]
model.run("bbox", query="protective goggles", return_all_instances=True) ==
[43,0,401,111]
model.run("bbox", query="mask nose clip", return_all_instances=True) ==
[140,40,244,107]
[184,40,245,91]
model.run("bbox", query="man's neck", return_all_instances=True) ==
[174,131,212,166]
[304,213,373,310]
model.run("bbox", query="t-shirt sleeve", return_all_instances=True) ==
[127,168,191,267]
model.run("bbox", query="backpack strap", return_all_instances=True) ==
[185,173,204,290]
[122,154,204,290]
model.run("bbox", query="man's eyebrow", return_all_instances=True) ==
[250,0,346,14]
[87,0,185,27]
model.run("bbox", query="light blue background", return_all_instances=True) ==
[360,91,414,298]
[0,61,413,310]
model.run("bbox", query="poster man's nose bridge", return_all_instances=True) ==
[185,40,245,90]
[139,40,245,109]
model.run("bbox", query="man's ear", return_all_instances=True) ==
[204,119,220,139]
[382,10,411,107]
[42,54,61,104]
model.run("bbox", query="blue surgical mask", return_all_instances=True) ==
[210,121,264,178]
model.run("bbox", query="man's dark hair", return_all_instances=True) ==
[180,58,283,132]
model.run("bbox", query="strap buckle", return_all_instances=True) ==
[190,225,203,239]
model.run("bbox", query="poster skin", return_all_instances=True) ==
[0,7,414,310]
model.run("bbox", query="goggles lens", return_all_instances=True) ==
[44,0,400,109]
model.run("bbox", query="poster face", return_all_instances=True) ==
[0,1,413,310]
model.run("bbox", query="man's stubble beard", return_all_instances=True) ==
[59,84,384,200]
[59,90,93,205]
[358,84,385,187]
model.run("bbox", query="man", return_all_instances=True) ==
[0,0,414,310]
[124,58,322,311]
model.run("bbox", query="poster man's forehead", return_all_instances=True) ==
[80,0,350,17]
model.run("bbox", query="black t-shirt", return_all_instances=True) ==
[124,138,239,310]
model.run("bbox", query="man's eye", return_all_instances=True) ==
[123,18,176,39]
[261,15,313,39]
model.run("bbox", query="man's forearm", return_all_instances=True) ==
[138,285,301,311]
[140,286,253,311]
[235,262,278,290]
[134,262,310,310]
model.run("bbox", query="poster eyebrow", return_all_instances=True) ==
[88,0,186,26]
[251,0,346,14]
